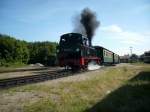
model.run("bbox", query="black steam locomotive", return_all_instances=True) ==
[57,33,119,70]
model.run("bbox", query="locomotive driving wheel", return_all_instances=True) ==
[71,65,81,72]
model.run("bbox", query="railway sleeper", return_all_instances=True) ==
[17,80,26,85]
[6,81,17,86]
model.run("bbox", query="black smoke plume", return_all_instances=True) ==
[73,8,100,46]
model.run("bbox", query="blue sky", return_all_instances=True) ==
[0,0,150,55]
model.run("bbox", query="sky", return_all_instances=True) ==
[0,0,150,56]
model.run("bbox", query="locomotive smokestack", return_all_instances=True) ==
[80,8,100,46]
[73,8,100,46]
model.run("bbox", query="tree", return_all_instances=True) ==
[28,41,58,66]
[0,34,58,66]
[0,34,29,66]
[130,54,138,63]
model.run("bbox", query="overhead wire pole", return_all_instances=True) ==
[130,47,133,63]
[130,47,132,56]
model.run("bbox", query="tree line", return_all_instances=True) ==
[0,34,58,67]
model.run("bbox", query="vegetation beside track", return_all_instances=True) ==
[0,34,58,67]
[0,66,47,74]
[0,64,27,73]
[0,64,150,112]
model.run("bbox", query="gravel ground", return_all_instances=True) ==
[0,91,49,112]
[0,67,62,80]
[0,64,130,80]
[0,67,108,112]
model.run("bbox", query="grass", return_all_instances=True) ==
[86,69,150,112]
[130,62,150,66]
[0,62,27,72]
[0,64,150,112]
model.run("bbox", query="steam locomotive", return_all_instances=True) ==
[57,33,119,70]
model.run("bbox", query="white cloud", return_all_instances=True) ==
[94,24,150,55]
[101,25,122,33]
[100,24,150,45]
[113,47,130,56]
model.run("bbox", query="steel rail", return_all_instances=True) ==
[0,70,72,89]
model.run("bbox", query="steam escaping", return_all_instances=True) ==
[87,61,101,70]
[73,8,100,46]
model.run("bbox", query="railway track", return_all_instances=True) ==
[0,66,104,89]
[0,69,74,89]
[0,67,48,73]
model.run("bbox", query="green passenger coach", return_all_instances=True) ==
[113,53,120,64]
[94,46,114,65]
